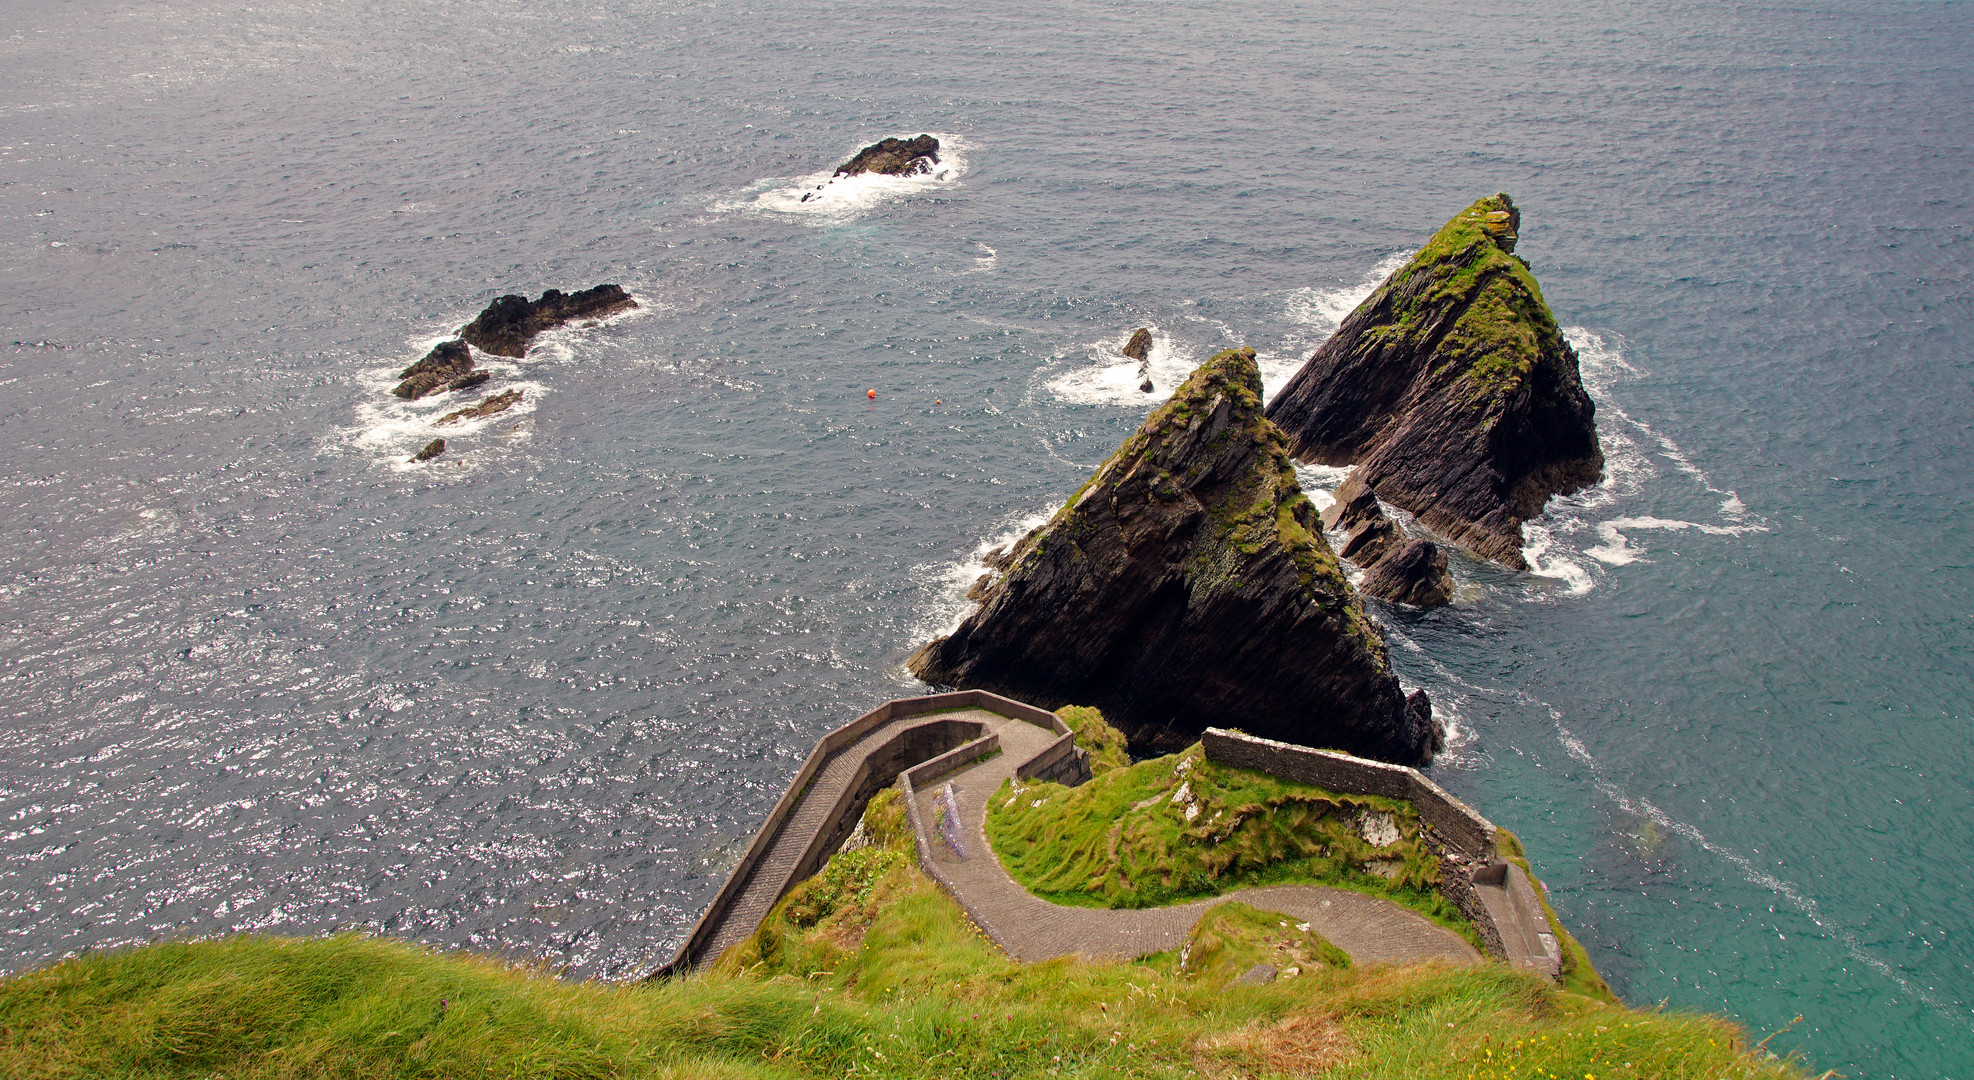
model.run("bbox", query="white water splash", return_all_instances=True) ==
[1046,326,1198,407]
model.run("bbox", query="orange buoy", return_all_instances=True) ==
[934,399,942,405]
[867,388,877,399]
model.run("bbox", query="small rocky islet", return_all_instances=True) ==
[912,193,1599,763]
[394,285,635,462]
[1266,193,1603,571]
[798,135,943,201]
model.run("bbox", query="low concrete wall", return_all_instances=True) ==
[1200,727,1562,979]
[656,690,1071,977]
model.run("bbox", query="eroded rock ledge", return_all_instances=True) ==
[909,347,1439,765]
[1266,194,1601,570]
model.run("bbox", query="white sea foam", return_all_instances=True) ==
[1522,524,1595,597]
[1583,516,1766,566]
[969,241,997,273]
[1046,326,1199,407]
[722,134,969,223]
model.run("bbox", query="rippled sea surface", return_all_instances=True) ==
[3,0,1970,1074]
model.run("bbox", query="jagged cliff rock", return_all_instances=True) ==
[908,347,1439,765]
[394,340,474,399]
[1266,194,1601,570]
[459,285,636,359]
[834,135,940,177]
[1321,477,1452,608]
[1361,539,1455,607]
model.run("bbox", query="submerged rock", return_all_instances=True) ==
[411,438,446,463]
[833,135,940,177]
[1361,538,1455,607]
[437,388,522,425]
[446,370,491,393]
[909,347,1439,765]
[1266,194,1602,570]
[459,285,636,358]
[393,340,473,399]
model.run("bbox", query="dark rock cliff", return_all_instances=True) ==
[834,135,940,177]
[1265,194,1602,570]
[908,348,1439,765]
[459,285,636,359]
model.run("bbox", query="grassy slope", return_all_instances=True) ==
[0,790,1808,1079]
[985,740,1470,934]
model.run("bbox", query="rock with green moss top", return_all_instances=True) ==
[908,348,1439,764]
[1266,194,1602,570]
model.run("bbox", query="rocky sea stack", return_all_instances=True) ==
[1266,194,1602,570]
[459,285,636,359]
[834,135,940,177]
[909,348,1439,765]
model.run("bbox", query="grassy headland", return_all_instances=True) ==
[0,787,1808,1079]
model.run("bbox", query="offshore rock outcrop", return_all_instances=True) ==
[834,135,941,177]
[1266,194,1602,570]
[459,285,636,358]
[393,340,474,399]
[909,348,1439,765]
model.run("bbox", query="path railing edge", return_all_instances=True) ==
[650,691,1055,980]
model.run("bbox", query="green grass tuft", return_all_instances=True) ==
[1056,705,1131,774]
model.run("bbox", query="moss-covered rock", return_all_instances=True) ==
[1266,195,1602,569]
[909,347,1438,764]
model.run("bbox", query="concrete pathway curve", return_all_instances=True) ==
[910,715,1481,968]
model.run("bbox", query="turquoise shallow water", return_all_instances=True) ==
[2,0,1970,1074]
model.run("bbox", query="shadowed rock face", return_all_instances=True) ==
[458,285,636,358]
[908,348,1439,765]
[1122,328,1152,361]
[1266,194,1601,570]
[834,135,940,177]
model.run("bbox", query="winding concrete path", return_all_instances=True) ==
[911,714,1481,968]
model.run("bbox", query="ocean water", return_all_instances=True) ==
[2,0,1970,1074]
